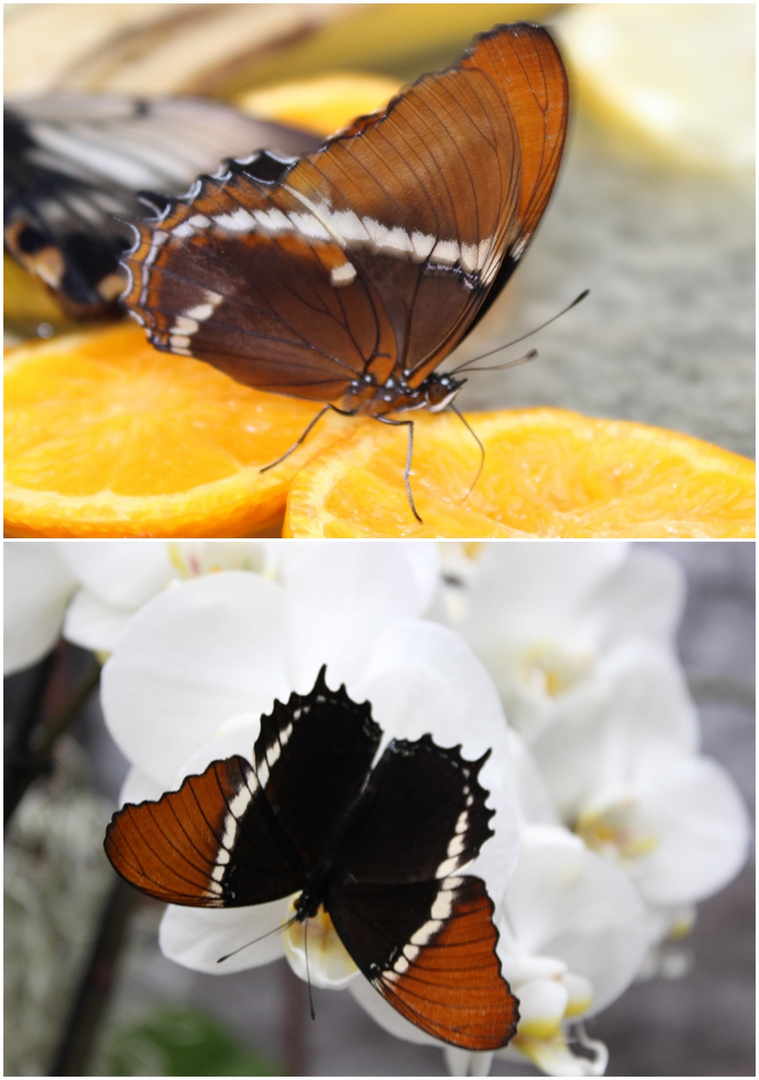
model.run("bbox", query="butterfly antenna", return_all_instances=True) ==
[216,912,299,964]
[450,288,589,374]
[455,347,537,375]
[449,405,485,501]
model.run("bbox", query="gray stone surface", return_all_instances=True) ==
[451,108,755,460]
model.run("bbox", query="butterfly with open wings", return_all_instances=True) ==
[121,22,569,520]
[105,665,520,1050]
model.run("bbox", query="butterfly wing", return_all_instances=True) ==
[327,736,519,1050]
[5,93,319,316]
[104,754,303,906]
[104,667,382,906]
[122,23,568,402]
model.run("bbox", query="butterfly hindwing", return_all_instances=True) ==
[337,734,494,884]
[331,875,518,1049]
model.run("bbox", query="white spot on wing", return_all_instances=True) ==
[331,262,357,286]
[214,207,256,232]
[410,918,443,946]
[431,238,459,265]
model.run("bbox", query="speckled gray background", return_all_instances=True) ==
[69,541,752,1077]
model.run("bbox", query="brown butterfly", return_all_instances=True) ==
[122,23,569,519]
[104,667,519,1050]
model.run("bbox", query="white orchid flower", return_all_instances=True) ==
[100,547,519,1027]
[62,539,440,654]
[530,650,750,913]
[4,543,78,674]
[449,542,686,745]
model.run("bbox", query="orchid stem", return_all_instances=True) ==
[4,646,101,828]
[49,878,135,1076]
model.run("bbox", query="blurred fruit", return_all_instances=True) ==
[238,72,402,136]
[3,4,345,95]
[560,4,754,173]
[283,408,756,538]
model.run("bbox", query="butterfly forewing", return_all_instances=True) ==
[251,666,382,869]
[104,755,303,906]
[122,23,568,410]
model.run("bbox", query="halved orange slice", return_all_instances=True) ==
[4,323,355,537]
[283,408,755,538]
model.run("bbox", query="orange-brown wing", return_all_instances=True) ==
[104,755,303,907]
[330,875,518,1050]
[122,23,567,401]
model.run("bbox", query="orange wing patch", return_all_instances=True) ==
[374,876,519,1050]
[104,756,255,906]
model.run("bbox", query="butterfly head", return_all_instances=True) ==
[422,372,466,414]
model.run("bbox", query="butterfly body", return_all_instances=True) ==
[105,666,519,1050]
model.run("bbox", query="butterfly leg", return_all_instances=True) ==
[374,415,422,524]
[260,403,347,473]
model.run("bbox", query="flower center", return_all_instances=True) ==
[575,800,660,865]
[282,900,358,989]
[520,640,595,699]
[167,541,256,577]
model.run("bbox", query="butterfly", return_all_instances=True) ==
[121,22,569,520]
[4,92,319,317]
[104,665,519,1050]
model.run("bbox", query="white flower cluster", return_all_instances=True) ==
[3,540,749,1076]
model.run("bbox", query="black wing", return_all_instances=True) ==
[328,736,519,1050]
[104,666,381,907]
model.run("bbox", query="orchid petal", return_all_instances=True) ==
[632,750,750,905]
[4,543,77,673]
[282,907,359,989]
[443,1046,494,1076]
[278,543,440,685]
[101,572,291,788]
[579,546,686,647]
[503,832,649,1015]
[59,541,174,608]
[159,900,289,974]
